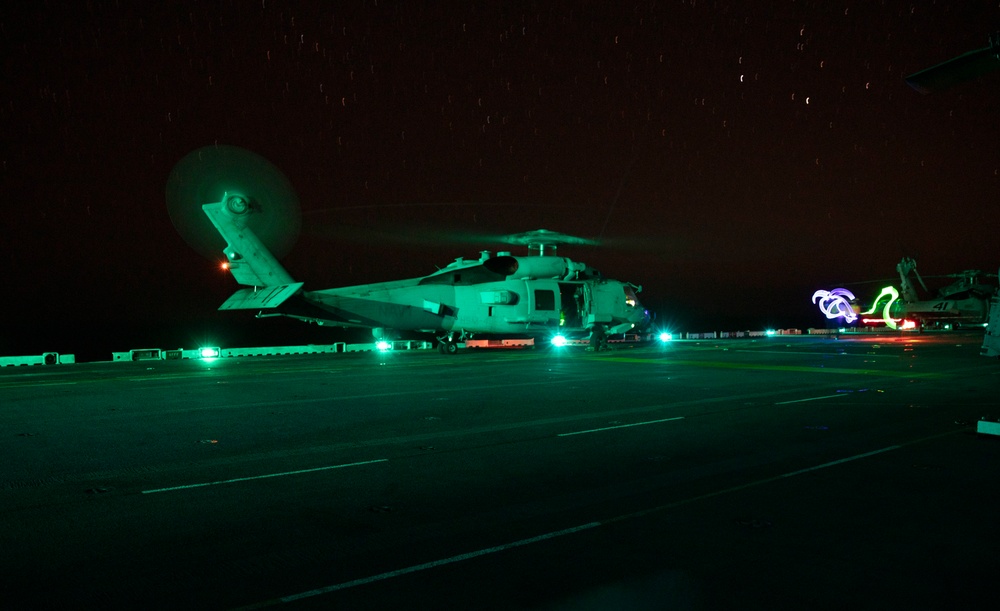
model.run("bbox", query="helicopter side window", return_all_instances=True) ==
[534,290,555,311]
[624,286,637,307]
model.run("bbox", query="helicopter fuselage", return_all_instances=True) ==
[246,252,650,339]
[889,295,990,326]
[892,257,995,327]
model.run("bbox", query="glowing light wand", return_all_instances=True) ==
[812,288,858,323]
[860,286,900,330]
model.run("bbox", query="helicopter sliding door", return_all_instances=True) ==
[558,282,585,329]
[524,279,561,329]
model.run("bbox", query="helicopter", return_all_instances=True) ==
[902,35,1000,354]
[860,257,997,330]
[166,146,651,353]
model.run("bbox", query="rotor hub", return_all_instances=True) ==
[501,229,599,256]
[225,194,251,215]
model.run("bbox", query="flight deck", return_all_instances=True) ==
[2,334,999,609]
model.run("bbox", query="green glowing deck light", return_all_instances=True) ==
[658,332,673,342]
[199,347,220,358]
[551,335,568,347]
[376,340,392,351]
[860,286,900,330]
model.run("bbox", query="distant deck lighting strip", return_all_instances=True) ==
[141,459,387,494]
[557,416,685,437]
[775,394,851,405]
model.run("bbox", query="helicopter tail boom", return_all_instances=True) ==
[204,196,296,287]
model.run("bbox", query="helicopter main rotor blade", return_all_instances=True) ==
[304,221,509,248]
[303,204,573,248]
[501,229,600,247]
[905,41,1000,94]
[304,204,689,255]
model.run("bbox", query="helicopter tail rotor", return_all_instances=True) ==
[166,145,302,261]
[166,145,306,299]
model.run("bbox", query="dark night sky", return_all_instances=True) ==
[2,1,999,360]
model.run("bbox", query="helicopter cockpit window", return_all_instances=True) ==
[534,289,555,311]
[624,286,637,307]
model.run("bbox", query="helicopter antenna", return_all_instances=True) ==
[597,155,637,243]
[912,264,929,293]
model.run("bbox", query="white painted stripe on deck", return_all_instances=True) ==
[778,445,901,478]
[141,459,387,494]
[775,393,850,404]
[238,427,968,611]
[556,416,685,437]
[279,522,601,603]
[235,443,904,609]
[607,445,904,522]
[235,433,957,609]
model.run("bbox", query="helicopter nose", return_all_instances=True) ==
[631,307,652,331]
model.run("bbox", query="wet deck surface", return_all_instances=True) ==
[2,333,998,609]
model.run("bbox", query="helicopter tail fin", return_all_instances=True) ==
[204,197,296,287]
[218,282,304,310]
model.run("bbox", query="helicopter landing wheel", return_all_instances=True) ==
[438,340,458,355]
